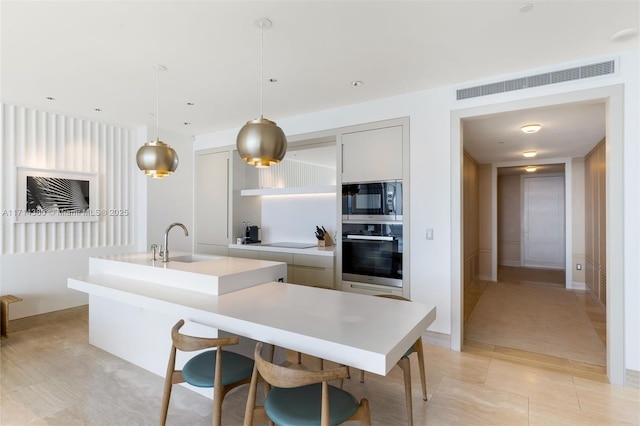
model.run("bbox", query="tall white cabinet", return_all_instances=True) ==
[195,149,230,255]
[337,117,410,298]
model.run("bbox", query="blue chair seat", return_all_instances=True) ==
[265,383,360,426]
[182,349,254,388]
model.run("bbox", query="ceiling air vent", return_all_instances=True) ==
[456,60,615,101]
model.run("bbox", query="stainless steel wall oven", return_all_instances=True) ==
[342,222,403,288]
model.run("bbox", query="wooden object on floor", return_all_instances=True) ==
[244,342,371,426]
[160,319,254,426]
[359,294,427,426]
[1,295,23,339]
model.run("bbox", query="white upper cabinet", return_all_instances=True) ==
[341,124,403,183]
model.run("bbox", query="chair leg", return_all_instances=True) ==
[159,377,172,426]
[360,369,365,383]
[160,347,178,426]
[416,341,428,401]
[398,357,413,426]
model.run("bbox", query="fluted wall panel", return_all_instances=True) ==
[258,158,335,189]
[1,103,136,255]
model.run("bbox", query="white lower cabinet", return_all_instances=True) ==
[227,249,334,289]
[291,254,334,289]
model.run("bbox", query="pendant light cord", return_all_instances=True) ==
[156,66,160,142]
[260,21,264,119]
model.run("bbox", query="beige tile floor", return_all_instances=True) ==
[1,303,639,425]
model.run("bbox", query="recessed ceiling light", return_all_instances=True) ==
[94,108,102,112]
[521,124,541,133]
[525,166,537,172]
[523,150,537,158]
[351,80,364,87]
[519,3,533,13]
[183,122,191,126]
[46,96,55,101]
[268,78,278,83]
[186,102,194,106]
[610,28,638,42]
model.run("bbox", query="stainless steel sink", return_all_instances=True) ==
[171,254,220,263]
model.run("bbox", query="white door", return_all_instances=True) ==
[522,175,565,269]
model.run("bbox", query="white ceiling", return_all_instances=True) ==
[1,1,638,163]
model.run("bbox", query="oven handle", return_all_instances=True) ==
[346,235,394,241]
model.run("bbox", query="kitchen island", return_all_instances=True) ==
[68,252,436,399]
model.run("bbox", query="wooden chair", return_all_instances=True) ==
[244,342,371,426]
[359,294,427,426]
[160,319,254,426]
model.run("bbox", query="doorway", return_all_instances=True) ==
[450,84,625,385]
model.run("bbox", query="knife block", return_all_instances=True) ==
[317,233,334,247]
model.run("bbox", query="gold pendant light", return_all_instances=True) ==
[136,65,179,178]
[236,18,287,168]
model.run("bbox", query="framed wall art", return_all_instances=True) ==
[16,167,98,223]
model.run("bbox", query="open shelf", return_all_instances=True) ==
[240,185,337,196]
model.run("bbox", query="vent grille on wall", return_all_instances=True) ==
[456,60,615,100]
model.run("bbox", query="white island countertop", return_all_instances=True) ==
[88,252,287,295]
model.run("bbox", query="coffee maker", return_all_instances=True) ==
[242,222,261,244]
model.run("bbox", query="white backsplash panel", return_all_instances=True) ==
[261,194,336,244]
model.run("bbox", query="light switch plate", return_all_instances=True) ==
[426,228,434,240]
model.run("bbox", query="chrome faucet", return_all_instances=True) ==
[163,222,189,262]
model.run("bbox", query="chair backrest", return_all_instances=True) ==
[253,342,348,388]
[171,319,239,352]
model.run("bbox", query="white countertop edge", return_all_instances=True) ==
[229,243,335,256]
[67,274,412,375]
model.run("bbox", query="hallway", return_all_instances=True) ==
[464,266,607,376]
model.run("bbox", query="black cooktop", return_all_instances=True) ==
[261,242,317,249]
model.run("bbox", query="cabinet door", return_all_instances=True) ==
[341,125,403,183]
[195,151,229,254]
[228,248,260,259]
[260,251,294,282]
[291,255,335,289]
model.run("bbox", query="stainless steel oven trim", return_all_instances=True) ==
[342,273,403,288]
[342,215,403,223]
[346,235,394,241]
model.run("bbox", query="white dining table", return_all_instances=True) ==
[69,264,436,377]
[211,281,436,375]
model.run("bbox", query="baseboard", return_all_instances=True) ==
[626,369,640,389]
[423,330,450,349]
[570,281,586,290]
[478,274,493,281]
[8,305,88,333]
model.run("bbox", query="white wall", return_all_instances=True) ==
[0,104,146,318]
[261,194,337,244]
[195,50,640,375]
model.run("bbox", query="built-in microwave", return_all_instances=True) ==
[342,180,402,222]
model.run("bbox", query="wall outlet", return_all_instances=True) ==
[576,263,582,270]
